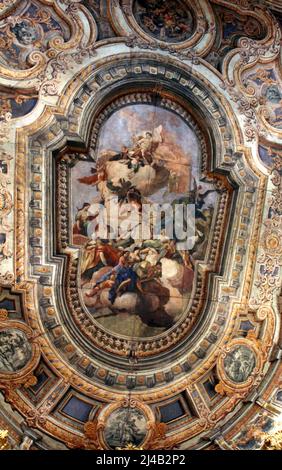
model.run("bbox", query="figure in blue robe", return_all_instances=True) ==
[94,256,138,304]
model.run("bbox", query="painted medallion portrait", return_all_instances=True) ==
[223,346,256,383]
[71,104,218,338]
[0,328,32,372]
[104,407,147,449]
[133,0,194,42]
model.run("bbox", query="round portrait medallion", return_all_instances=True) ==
[104,407,148,449]
[223,345,256,383]
[0,328,32,372]
[133,0,195,43]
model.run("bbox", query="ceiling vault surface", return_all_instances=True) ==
[0,0,281,451]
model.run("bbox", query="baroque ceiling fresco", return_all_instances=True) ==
[0,0,281,451]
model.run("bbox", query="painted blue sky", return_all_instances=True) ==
[97,104,199,164]
[71,104,205,219]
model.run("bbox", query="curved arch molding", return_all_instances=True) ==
[0,0,281,451]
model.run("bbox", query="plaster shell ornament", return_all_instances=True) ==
[97,399,155,450]
[216,337,263,396]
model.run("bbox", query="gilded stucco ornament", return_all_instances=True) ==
[261,431,282,450]
[91,399,156,450]
[0,189,12,218]
[4,47,277,448]
[0,318,40,405]
[220,10,281,141]
[251,150,282,306]
[0,309,8,321]
[0,0,18,15]
[0,0,97,88]
[0,0,281,452]
[0,429,10,450]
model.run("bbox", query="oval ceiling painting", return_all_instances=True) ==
[71,103,218,338]
[133,0,195,43]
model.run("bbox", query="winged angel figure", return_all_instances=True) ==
[72,124,215,332]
